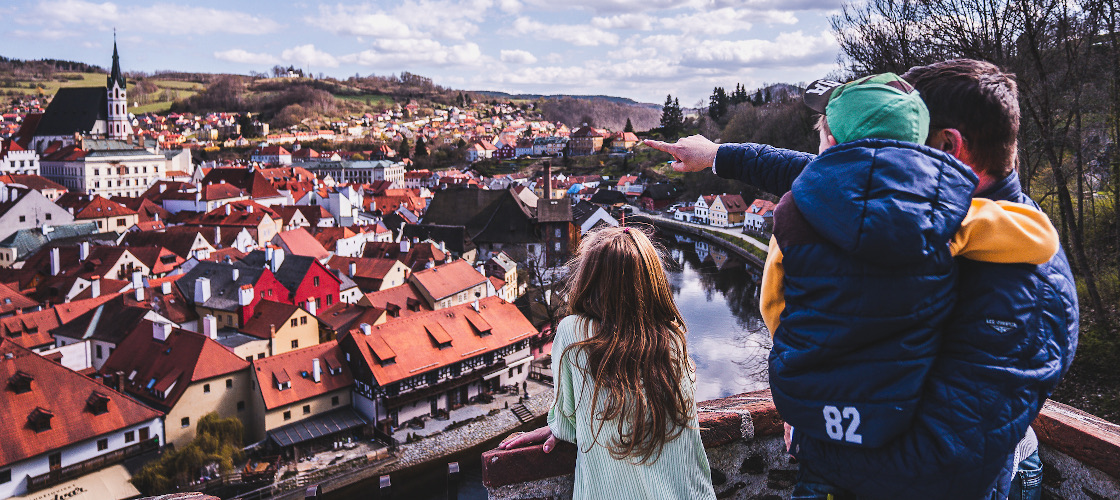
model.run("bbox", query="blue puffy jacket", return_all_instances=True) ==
[716,143,1078,499]
[770,139,977,449]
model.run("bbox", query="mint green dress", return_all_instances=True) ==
[547,315,716,500]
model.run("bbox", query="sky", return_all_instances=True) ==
[1,0,847,106]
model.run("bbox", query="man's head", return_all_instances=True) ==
[901,59,1020,182]
[803,73,930,150]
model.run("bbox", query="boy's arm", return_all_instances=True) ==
[760,236,785,337]
[950,199,1059,264]
[715,144,815,197]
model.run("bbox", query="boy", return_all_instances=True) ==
[760,73,1059,496]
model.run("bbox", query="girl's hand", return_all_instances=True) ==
[498,426,558,453]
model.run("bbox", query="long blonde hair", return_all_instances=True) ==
[560,225,693,464]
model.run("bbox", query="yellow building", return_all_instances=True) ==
[408,260,490,310]
[248,341,356,451]
[241,300,320,356]
[101,321,253,448]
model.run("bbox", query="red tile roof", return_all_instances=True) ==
[274,228,330,260]
[360,283,430,319]
[0,339,162,468]
[56,194,138,219]
[347,296,535,386]
[0,282,37,316]
[101,321,250,410]
[252,340,352,410]
[410,260,488,301]
[240,300,304,340]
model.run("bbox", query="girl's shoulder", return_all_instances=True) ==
[556,315,594,343]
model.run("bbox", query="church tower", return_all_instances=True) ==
[106,37,131,140]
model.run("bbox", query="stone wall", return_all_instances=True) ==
[481,390,1120,499]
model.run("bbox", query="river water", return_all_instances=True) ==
[336,231,771,499]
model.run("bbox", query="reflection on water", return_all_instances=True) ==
[662,233,771,401]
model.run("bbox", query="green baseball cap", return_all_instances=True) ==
[803,73,930,145]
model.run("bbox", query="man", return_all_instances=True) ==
[647,59,1077,499]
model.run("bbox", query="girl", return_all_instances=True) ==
[500,226,715,499]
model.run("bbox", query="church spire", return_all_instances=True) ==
[108,31,126,89]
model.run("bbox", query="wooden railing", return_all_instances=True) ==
[27,438,159,491]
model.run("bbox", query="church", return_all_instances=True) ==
[19,40,133,152]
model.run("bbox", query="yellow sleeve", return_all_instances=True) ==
[950,199,1058,265]
[760,236,785,338]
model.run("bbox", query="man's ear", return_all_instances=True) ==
[827,135,838,148]
[928,128,966,157]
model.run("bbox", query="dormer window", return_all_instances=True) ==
[28,407,53,432]
[8,371,33,394]
[87,391,110,415]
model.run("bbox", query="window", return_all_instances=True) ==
[203,383,210,393]
[125,430,135,443]
[257,353,265,359]
[117,218,126,227]
[283,410,291,420]
[45,213,52,220]
[49,453,61,469]
[291,318,298,328]
[97,221,103,228]
[326,295,333,306]
[226,316,232,325]
[139,427,150,441]
[237,401,245,411]
[291,340,298,349]
[331,395,340,406]
[226,379,233,388]
[300,316,307,325]
[94,169,100,176]
[554,228,561,237]
[97,438,108,451]
[96,345,103,359]
[181,417,190,428]
[554,242,561,251]
[245,356,253,362]
[303,404,311,415]
[0,469,10,484]
[313,276,320,286]
[18,216,25,223]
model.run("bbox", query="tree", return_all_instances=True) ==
[131,413,244,495]
[660,94,684,138]
[398,137,411,159]
[624,117,634,133]
[709,87,731,122]
[415,136,429,157]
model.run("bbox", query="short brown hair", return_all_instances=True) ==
[901,59,1019,179]
[814,114,831,136]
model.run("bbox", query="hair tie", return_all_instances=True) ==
[623,227,631,234]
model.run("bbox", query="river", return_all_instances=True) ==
[332,231,771,499]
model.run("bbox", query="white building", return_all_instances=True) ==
[40,139,165,197]
[1,141,40,176]
[299,160,405,186]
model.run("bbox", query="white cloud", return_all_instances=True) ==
[281,44,339,68]
[314,5,414,38]
[508,17,619,46]
[500,49,537,64]
[680,31,837,67]
[591,13,655,30]
[340,39,485,67]
[214,49,280,65]
[32,0,282,35]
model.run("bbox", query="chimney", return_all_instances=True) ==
[270,248,285,273]
[306,298,316,316]
[312,358,321,383]
[153,321,171,342]
[238,284,253,306]
[400,238,410,253]
[195,191,201,203]
[224,204,231,216]
[160,184,167,193]
[232,268,240,282]
[132,271,144,301]
[90,276,101,298]
[360,323,372,336]
[348,261,357,277]
[194,277,211,303]
[247,205,254,214]
[161,281,172,295]
[265,246,274,266]
[471,299,479,312]
[214,226,221,244]
[544,161,552,200]
[79,241,90,261]
[203,315,218,340]
[50,247,60,276]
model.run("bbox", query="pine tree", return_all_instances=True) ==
[660,94,684,138]
[708,87,730,121]
[624,117,634,133]
[398,137,411,158]
[752,89,763,106]
[415,136,428,157]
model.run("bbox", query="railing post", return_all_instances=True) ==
[377,474,391,499]
[447,462,460,500]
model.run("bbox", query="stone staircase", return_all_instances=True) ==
[510,403,533,424]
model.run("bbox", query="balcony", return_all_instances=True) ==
[28,438,159,492]
[481,390,1120,499]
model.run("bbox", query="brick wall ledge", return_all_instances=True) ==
[482,390,1120,499]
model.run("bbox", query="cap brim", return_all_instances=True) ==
[803,79,845,114]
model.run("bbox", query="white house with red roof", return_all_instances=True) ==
[0,339,164,499]
[251,145,292,166]
[745,199,777,233]
[1,139,40,176]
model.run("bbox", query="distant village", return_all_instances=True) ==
[0,45,777,500]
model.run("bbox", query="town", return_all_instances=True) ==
[0,44,781,500]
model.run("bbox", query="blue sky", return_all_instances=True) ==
[1,0,846,105]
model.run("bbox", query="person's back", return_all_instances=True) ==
[547,227,716,500]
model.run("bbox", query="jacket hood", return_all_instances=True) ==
[791,138,977,266]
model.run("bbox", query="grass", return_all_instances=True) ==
[334,93,395,107]
[130,101,174,114]
[704,229,768,260]
[1,71,199,115]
